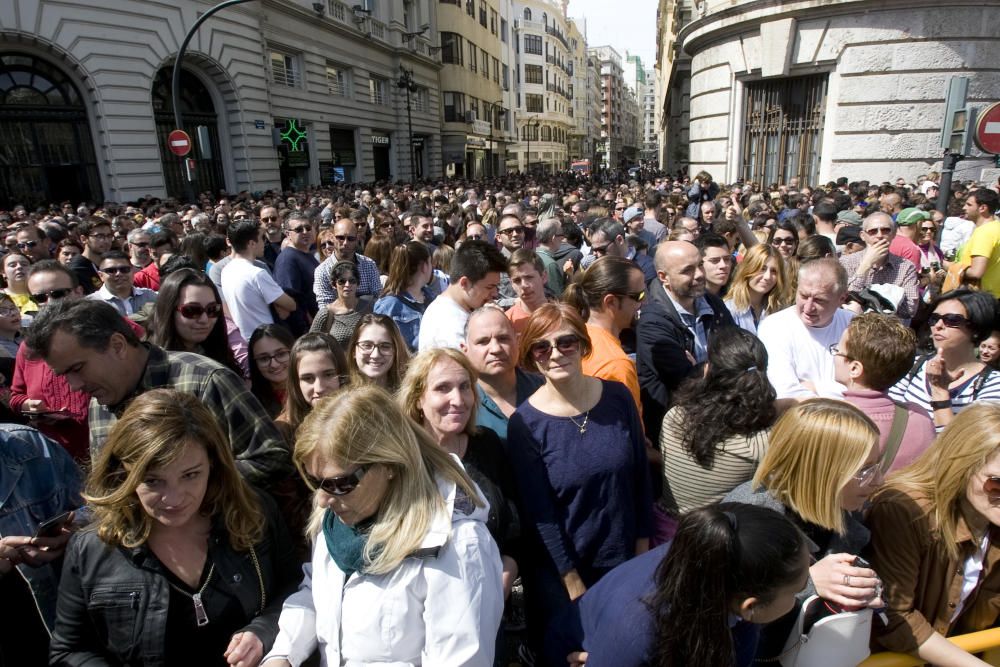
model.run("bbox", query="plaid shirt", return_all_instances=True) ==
[313,253,381,308]
[88,345,292,486]
[839,251,920,321]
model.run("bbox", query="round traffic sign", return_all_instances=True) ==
[167,129,192,157]
[974,102,1000,155]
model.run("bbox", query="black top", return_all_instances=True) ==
[462,426,521,560]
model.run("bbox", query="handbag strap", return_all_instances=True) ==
[880,402,909,472]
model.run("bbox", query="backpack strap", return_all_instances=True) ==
[880,402,909,472]
[972,365,995,401]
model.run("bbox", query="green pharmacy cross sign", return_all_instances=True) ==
[280,119,308,150]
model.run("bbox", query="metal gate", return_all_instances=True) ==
[741,73,827,188]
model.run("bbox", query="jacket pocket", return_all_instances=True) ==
[88,587,142,655]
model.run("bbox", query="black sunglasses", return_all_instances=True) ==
[177,302,223,319]
[31,288,73,303]
[288,225,312,233]
[304,465,369,496]
[613,290,646,303]
[17,241,38,249]
[334,235,357,242]
[928,312,969,328]
[100,266,132,275]
[499,226,525,235]
[529,334,581,362]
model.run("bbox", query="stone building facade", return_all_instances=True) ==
[657,0,999,185]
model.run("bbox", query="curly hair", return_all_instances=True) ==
[670,327,777,467]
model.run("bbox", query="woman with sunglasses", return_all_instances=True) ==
[50,389,300,667]
[564,256,646,413]
[149,268,245,378]
[889,289,1000,430]
[346,314,410,392]
[767,219,800,260]
[249,324,295,419]
[316,228,337,263]
[724,399,884,660]
[867,403,1000,666]
[310,261,373,346]
[261,385,504,666]
[507,303,652,649]
[725,244,791,335]
[373,241,435,352]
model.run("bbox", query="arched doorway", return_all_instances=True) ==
[152,67,226,199]
[0,53,102,209]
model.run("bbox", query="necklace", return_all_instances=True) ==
[568,411,590,434]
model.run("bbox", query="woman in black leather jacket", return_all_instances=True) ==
[49,389,301,667]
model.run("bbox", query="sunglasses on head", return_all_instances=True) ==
[177,302,223,319]
[529,334,581,362]
[304,465,369,496]
[928,312,969,328]
[31,288,73,303]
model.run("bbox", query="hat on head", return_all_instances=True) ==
[836,225,864,247]
[836,210,862,226]
[920,181,940,196]
[623,205,644,223]
[896,207,931,226]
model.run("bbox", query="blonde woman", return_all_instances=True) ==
[50,389,300,667]
[725,244,791,335]
[262,385,504,666]
[867,403,1000,667]
[724,399,885,660]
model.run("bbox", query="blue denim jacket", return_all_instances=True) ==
[373,287,436,352]
[0,424,83,631]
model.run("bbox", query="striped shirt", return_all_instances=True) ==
[313,253,382,307]
[659,406,770,514]
[889,360,1000,432]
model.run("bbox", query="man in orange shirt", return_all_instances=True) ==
[505,249,549,336]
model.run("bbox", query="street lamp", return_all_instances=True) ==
[525,115,540,175]
[487,100,506,178]
[396,66,418,181]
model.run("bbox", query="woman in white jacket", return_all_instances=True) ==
[261,384,504,667]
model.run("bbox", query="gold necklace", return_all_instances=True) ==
[568,411,590,434]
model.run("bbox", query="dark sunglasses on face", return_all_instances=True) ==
[927,312,969,328]
[100,266,132,275]
[335,235,357,242]
[529,334,582,362]
[591,244,610,255]
[320,241,337,249]
[177,302,223,319]
[335,277,358,286]
[920,226,935,233]
[31,288,73,303]
[288,225,312,233]
[261,215,278,222]
[614,290,646,303]
[17,241,37,249]
[499,226,524,235]
[304,465,369,496]
[771,237,796,246]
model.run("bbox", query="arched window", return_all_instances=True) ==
[523,8,531,20]
[0,53,101,208]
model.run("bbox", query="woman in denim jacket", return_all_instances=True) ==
[373,241,435,352]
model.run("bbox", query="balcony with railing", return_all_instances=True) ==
[546,82,572,102]
[545,23,569,50]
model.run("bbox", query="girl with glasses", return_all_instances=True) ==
[262,385,503,666]
[248,324,295,419]
[346,314,409,392]
[310,261,373,346]
[889,289,1000,430]
[507,303,652,653]
[867,403,1000,666]
[149,269,245,378]
[724,399,885,661]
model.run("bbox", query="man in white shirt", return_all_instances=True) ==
[221,219,296,339]
[418,240,507,351]
[758,258,855,403]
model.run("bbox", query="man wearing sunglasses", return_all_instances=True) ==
[273,212,319,335]
[15,225,52,264]
[86,251,156,317]
[838,212,919,322]
[312,218,381,309]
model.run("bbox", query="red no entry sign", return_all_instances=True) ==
[167,129,192,157]
[974,102,1000,155]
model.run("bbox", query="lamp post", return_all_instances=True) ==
[396,66,418,181]
[487,100,505,178]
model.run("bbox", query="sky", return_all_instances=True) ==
[567,0,659,69]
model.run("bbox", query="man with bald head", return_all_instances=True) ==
[313,217,381,307]
[838,211,919,321]
[636,241,735,440]
[759,258,854,403]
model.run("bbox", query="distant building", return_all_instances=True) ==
[589,45,626,170]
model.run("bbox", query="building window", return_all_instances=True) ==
[412,87,429,113]
[524,8,531,21]
[469,42,477,72]
[501,18,508,42]
[468,97,479,121]
[479,1,487,27]
[741,73,828,187]
[269,50,301,87]
[525,93,543,113]
[502,64,509,90]
[524,35,542,55]
[492,57,499,83]
[466,0,474,17]
[524,64,543,84]
[481,49,489,78]
[325,63,348,96]
[541,125,551,141]
[369,76,387,105]
[490,9,498,35]
[443,91,465,122]
[441,32,463,65]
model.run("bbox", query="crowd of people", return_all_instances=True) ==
[1,167,1000,667]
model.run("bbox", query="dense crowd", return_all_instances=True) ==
[1,168,1000,667]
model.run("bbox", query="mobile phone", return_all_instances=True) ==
[34,510,72,538]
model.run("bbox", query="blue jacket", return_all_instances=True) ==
[0,424,83,631]
[373,287,436,352]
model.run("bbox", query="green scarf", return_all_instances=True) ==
[322,509,375,577]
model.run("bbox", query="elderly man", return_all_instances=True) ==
[838,212,919,321]
[637,241,734,440]
[462,305,542,441]
[313,217,381,307]
[758,258,855,402]
[534,218,568,296]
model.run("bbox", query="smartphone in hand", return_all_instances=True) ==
[34,510,72,538]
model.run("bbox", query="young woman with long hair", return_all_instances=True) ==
[725,244,791,335]
[277,332,349,439]
[345,313,410,392]
[248,324,295,419]
[373,241,434,352]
